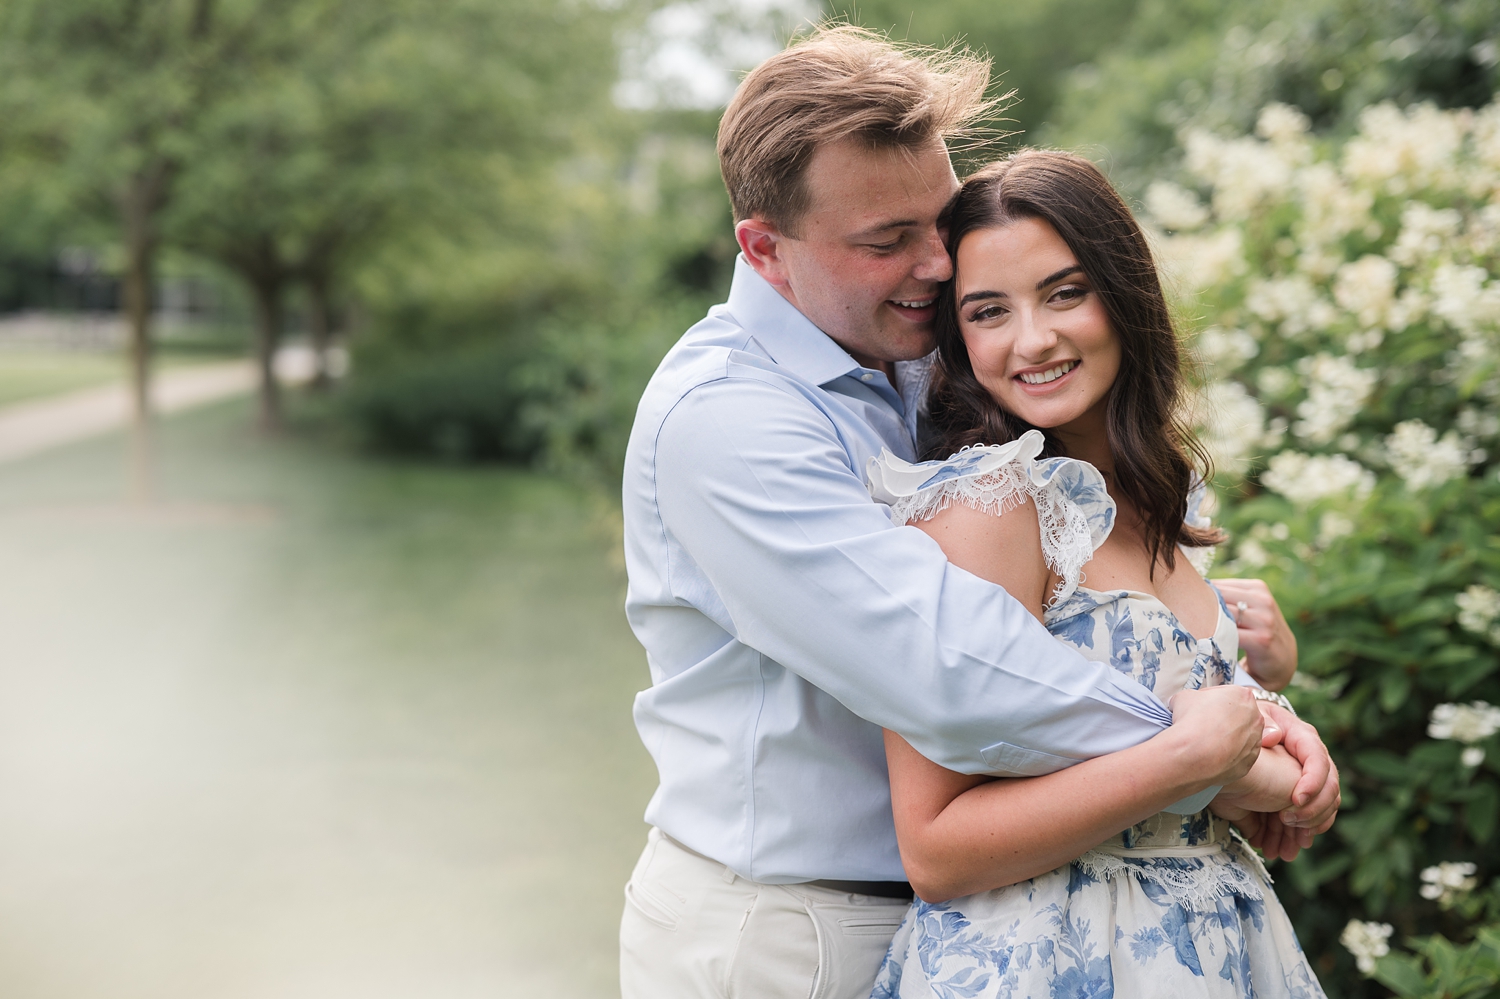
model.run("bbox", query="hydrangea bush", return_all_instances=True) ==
[1147,98,1500,996]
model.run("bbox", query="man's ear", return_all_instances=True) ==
[735,219,792,288]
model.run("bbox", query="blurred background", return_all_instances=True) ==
[1,1,1498,996]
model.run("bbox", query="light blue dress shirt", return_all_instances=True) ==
[623,257,1205,884]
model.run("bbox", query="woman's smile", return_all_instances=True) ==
[953,217,1121,438]
[1014,358,1080,389]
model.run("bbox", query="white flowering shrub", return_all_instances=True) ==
[1151,98,1500,992]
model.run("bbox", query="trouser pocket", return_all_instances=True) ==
[803,899,910,999]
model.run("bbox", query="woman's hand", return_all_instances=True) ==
[1214,578,1297,691]
[1212,744,1299,813]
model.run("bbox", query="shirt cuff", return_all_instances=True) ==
[1161,785,1220,814]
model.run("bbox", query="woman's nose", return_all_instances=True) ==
[1014,310,1059,357]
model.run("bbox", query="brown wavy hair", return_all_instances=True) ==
[926,150,1220,572]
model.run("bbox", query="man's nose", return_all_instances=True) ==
[912,229,952,283]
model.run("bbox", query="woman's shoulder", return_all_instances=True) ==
[867,429,1116,605]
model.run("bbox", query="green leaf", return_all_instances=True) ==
[1380,670,1413,712]
[1371,953,1430,998]
[1468,784,1499,844]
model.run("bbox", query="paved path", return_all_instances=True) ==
[0,347,320,465]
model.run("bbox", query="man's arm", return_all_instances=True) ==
[651,374,1177,775]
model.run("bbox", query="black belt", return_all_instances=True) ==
[808,879,914,899]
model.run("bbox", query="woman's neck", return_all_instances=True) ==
[1050,404,1115,479]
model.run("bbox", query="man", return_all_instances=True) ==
[619,25,1338,999]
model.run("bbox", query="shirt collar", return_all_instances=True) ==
[725,255,863,388]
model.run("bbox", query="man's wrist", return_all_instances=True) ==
[1250,686,1295,716]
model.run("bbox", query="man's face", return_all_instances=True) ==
[751,138,959,367]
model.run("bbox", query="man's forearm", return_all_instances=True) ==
[654,379,1175,775]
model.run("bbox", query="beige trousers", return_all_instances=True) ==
[619,828,911,999]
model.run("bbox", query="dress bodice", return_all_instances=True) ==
[1048,586,1240,850]
[868,430,1237,853]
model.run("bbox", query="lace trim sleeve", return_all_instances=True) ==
[867,429,1116,606]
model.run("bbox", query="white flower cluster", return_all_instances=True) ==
[1340,919,1393,974]
[1160,94,1500,564]
[1456,584,1500,644]
[1156,229,1245,293]
[1343,103,1470,194]
[1145,181,1209,232]
[1333,255,1397,333]
[1419,862,1478,907]
[1293,354,1378,444]
[1261,451,1375,505]
[1195,381,1268,476]
[1184,128,1296,222]
[1383,419,1474,489]
[1428,700,1500,767]
[1245,275,1337,338]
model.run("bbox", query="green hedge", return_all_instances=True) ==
[1152,98,1500,995]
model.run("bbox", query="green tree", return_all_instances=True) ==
[824,0,1146,153]
[1046,0,1500,194]
[0,0,277,495]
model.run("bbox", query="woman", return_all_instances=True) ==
[866,152,1326,997]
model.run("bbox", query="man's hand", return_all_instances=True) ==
[1260,703,1340,843]
[1168,685,1264,787]
[1214,578,1298,691]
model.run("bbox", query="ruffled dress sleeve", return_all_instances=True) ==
[866,429,1116,606]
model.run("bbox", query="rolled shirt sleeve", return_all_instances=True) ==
[652,372,1174,774]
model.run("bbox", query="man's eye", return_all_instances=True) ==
[867,240,901,252]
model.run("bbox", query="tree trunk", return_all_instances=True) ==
[248,276,285,433]
[306,273,334,392]
[119,165,168,502]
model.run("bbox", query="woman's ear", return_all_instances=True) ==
[735,219,792,289]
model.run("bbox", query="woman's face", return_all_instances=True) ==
[954,217,1121,437]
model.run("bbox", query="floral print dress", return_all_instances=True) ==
[864,430,1325,999]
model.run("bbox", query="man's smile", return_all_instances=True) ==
[887,297,937,321]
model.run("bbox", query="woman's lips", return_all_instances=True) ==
[1013,359,1080,393]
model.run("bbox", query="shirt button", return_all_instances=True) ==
[861,372,875,382]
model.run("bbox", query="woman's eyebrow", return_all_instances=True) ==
[958,265,1085,307]
[1037,265,1083,289]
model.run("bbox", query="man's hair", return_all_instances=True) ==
[717,24,993,236]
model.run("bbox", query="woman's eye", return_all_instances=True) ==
[1052,285,1088,303]
[968,305,1005,323]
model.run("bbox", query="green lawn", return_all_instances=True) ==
[0,349,135,405]
[0,348,242,406]
[0,400,656,998]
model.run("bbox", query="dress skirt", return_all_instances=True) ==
[870,838,1325,999]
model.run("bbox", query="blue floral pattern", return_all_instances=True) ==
[867,446,1326,999]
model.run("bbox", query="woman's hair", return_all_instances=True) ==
[926,150,1221,571]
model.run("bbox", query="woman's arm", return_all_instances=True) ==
[889,684,1260,902]
[891,500,1263,903]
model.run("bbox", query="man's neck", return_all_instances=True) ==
[849,351,897,382]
